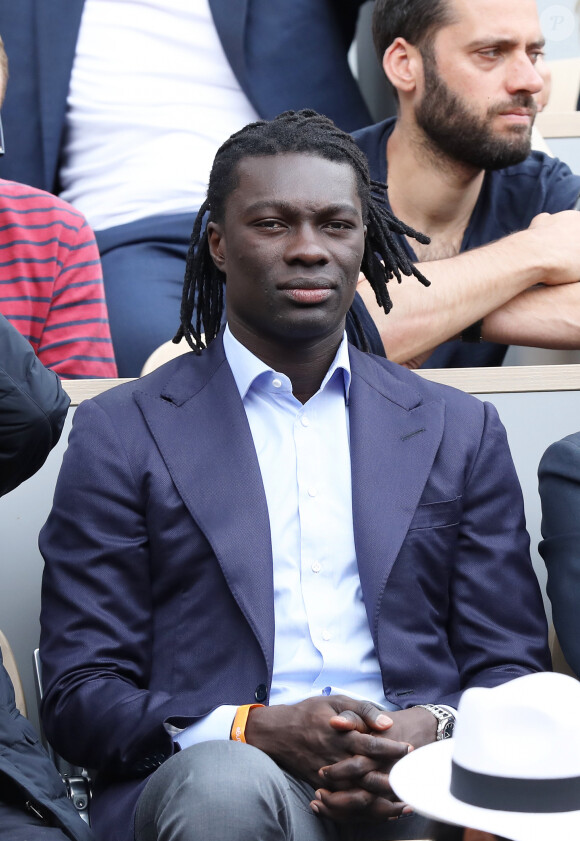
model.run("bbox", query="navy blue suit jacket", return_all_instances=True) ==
[39,337,550,841]
[539,431,580,678]
[0,0,372,193]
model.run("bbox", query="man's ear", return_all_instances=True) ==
[382,37,422,95]
[207,221,226,273]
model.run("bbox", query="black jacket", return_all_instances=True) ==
[0,312,69,495]
[0,313,93,839]
[0,654,93,840]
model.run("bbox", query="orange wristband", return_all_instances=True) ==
[230,704,264,743]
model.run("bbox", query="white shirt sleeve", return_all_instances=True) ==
[168,705,239,750]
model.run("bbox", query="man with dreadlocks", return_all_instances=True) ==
[39,111,549,841]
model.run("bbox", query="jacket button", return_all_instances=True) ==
[254,683,267,702]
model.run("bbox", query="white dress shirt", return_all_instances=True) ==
[174,328,399,749]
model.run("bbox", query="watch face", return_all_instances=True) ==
[418,704,455,739]
[442,718,455,739]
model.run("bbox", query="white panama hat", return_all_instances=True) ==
[389,672,580,841]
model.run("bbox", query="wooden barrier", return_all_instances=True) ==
[63,363,580,404]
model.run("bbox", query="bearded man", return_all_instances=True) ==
[354,0,580,369]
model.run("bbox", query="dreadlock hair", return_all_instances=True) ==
[174,109,430,354]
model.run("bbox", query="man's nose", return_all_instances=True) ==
[284,224,330,264]
[506,55,544,96]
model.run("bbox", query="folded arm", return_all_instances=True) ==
[359,210,580,364]
[482,281,580,348]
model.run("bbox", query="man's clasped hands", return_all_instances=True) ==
[244,695,438,823]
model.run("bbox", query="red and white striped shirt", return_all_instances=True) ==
[0,179,117,378]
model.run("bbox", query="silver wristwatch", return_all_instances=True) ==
[415,703,455,740]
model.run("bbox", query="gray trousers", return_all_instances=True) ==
[134,740,430,841]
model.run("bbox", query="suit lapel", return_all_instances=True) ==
[208,0,251,98]
[132,343,444,672]
[349,352,445,635]
[134,341,275,673]
[36,0,85,189]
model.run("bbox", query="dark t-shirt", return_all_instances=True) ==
[353,117,580,368]
[347,292,386,357]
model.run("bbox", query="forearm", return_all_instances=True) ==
[360,214,580,364]
[361,233,544,363]
[482,282,580,348]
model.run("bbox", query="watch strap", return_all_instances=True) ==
[461,318,483,343]
[415,703,455,740]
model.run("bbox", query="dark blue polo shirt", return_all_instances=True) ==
[353,117,580,368]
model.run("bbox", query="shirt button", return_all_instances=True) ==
[301,416,310,427]
[272,378,282,388]
[308,486,317,497]
[322,630,331,641]
[311,561,322,573]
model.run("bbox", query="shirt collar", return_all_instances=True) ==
[223,324,351,403]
